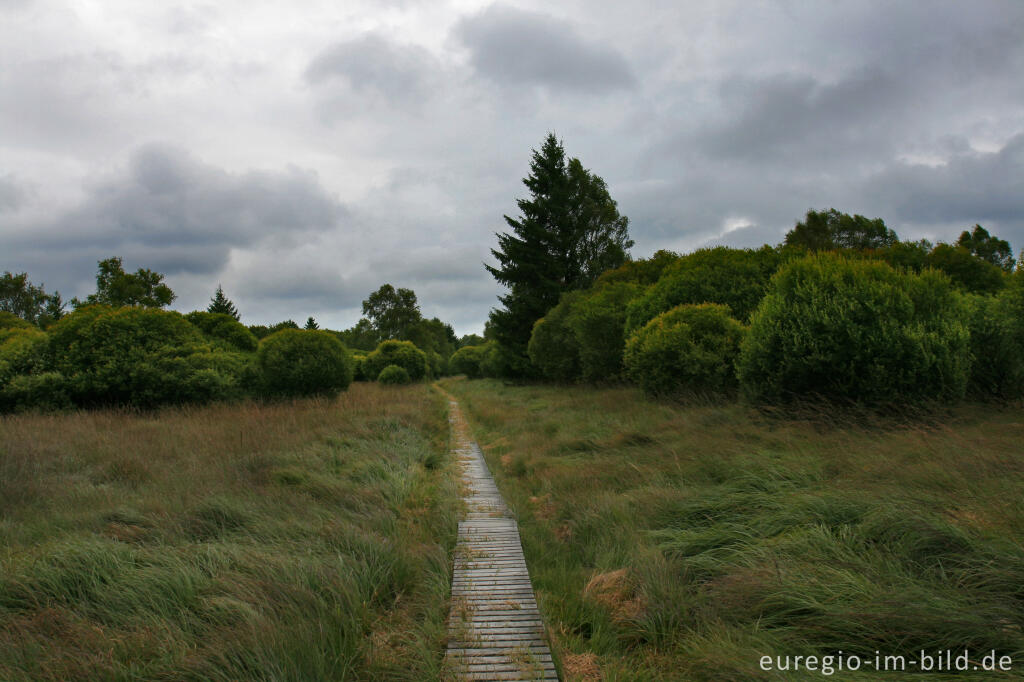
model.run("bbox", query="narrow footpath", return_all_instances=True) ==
[443,394,559,682]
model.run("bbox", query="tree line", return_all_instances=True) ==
[0,258,473,412]
[457,133,1024,405]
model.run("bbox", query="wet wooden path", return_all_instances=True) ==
[444,396,559,681]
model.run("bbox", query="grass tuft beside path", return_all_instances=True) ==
[442,378,1024,681]
[0,384,457,681]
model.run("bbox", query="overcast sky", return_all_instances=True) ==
[2,1,1023,334]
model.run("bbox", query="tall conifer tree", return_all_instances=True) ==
[207,285,240,320]
[486,134,632,377]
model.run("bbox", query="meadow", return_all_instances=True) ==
[443,378,1024,681]
[0,384,457,681]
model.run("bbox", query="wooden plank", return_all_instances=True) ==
[443,395,559,682]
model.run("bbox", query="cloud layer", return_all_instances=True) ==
[2,0,1023,333]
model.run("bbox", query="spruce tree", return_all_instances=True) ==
[304,316,319,330]
[485,134,632,377]
[207,285,240,320]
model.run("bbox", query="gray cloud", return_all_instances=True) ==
[6,144,346,295]
[305,33,439,106]
[864,134,1024,246]
[0,174,26,211]
[455,3,635,93]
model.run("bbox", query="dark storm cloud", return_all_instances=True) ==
[7,144,346,294]
[864,134,1024,244]
[305,33,439,104]
[455,3,635,93]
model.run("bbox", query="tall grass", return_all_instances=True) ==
[0,384,458,681]
[443,378,1024,681]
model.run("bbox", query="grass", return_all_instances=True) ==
[0,383,458,681]
[441,377,1024,681]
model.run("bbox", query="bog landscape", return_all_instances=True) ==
[2,130,1023,680]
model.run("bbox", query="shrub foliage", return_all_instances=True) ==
[377,364,412,385]
[625,304,746,397]
[257,329,352,398]
[737,254,971,404]
[364,340,428,382]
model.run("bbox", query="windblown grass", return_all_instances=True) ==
[442,378,1024,681]
[0,383,457,681]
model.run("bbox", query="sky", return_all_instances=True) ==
[2,0,1023,335]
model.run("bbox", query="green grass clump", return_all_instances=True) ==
[0,383,457,680]
[443,377,1024,681]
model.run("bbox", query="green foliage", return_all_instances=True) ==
[0,311,34,331]
[457,333,485,349]
[364,340,428,382]
[0,372,73,412]
[257,329,352,398]
[207,285,240,320]
[567,282,640,382]
[448,344,488,379]
[48,306,247,408]
[304,316,319,330]
[249,320,300,340]
[737,254,971,404]
[376,364,412,385]
[405,317,456,361]
[1,271,64,326]
[963,274,1024,398]
[362,284,420,341]
[957,224,1014,272]
[593,249,680,288]
[486,133,633,377]
[784,208,898,251]
[74,257,175,308]
[335,318,379,351]
[927,243,1007,294]
[0,327,48,385]
[350,351,370,381]
[624,303,746,397]
[527,292,582,382]
[626,246,782,332]
[185,311,258,352]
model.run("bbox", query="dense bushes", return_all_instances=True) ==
[963,275,1024,398]
[625,246,783,332]
[449,344,489,379]
[625,304,746,397]
[377,364,412,385]
[527,293,581,382]
[257,329,352,397]
[363,340,428,382]
[737,254,971,404]
[185,311,258,352]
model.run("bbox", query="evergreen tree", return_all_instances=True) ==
[207,285,240,320]
[304,316,319,330]
[485,133,632,377]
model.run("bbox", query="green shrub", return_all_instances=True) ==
[626,246,783,332]
[926,244,1006,294]
[963,275,1024,398]
[0,372,73,413]
[46,306,246,407]
[625,304,746,397]
[527,292,582,382]
[257,329,353,398]
[449,345,487,379]
[567,282,640,382]
[351,352,370,381]
[737,254,971,404]
[0,312,34,330]
[184,311,258,352]
[425,350,445,379]
[377,364,412,385]
[363,340,427,382]
[0,327,48,385]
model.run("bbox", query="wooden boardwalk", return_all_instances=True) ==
[444,397,559,681]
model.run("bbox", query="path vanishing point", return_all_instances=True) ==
[443,395,559,681]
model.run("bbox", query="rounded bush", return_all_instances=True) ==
[363,340,428,382]
[350,352,370,381]
[963,274,1024,399]
[567,282,640,382]
[47,305,244,407]
[184,311,258,352]
[528,293,581,382]
[257,329,353,398]
[737,254,971,404]
[377,364,412,385]
[449,345,487,379]
[625,246,783,333]
[625,304,745,397]
[0,327,48,385]
[0,372,73,413]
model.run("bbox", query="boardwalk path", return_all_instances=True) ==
[443,394,559,682]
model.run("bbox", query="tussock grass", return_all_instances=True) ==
[443,377,1024,680]
[0,383,457,680]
